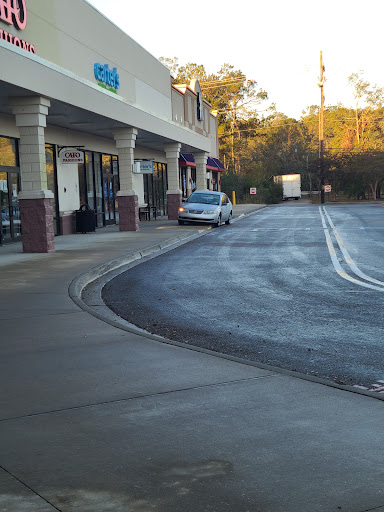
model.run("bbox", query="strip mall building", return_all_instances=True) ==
[0,0,225,252]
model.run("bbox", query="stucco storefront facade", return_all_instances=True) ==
[0,0,221,252]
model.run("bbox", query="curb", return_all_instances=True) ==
[69,206,384,403]
[69,206,266,300]
[68,230,208,302]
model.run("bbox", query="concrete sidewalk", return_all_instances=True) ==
[0,204,383,512]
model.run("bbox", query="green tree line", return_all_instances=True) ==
[161,58,384,203]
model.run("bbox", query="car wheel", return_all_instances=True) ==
[214,215,222,227]
[178,220,184,225]
[225,212,232,225]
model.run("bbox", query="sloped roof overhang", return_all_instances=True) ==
[0,42,211,154]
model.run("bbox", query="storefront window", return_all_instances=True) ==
[77,163,87,207]
[45,145,60,235]
[112,155,119,223]
[0,137,20,242]
[0,137,17,167]
[212,171,218,191]
[0,172,10,240]
[85,152,95,210]
[94,154,103,226]
[101,154,116,225]
[9,173,21,238]
[144,161,167,216]
[192,168,196,192]
[79,152,116,228]
[180,167,187,198]
[0,171,21,242]
[102,154,111,174]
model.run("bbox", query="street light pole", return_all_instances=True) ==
[319,51,325,204]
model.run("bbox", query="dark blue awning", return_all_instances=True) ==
[179,154,226,171]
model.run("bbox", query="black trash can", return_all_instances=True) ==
[76,204,96,233]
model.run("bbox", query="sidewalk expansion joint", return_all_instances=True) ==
[0,464,62,511]
[0,374,278,423]
[4,310,86,321]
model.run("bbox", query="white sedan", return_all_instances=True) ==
[178,191,232,227]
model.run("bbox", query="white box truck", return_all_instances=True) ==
[273,174,301,200]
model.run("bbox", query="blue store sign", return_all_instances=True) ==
[94,63,120,92]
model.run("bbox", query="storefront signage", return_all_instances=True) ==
[60,149,84,165]
[0,0,27,30]
[133,161,153,174]
[94,63,120,93]
[0,0,36,53]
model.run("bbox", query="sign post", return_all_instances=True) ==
[324,184,331,202]
[250,187,257,195]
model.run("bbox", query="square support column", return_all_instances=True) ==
[207,171,213,191]
[113,128,139,231]
[10,96,54,253]
[165,143,182,220]
[19,190,55,253]
[194,152,208,191]
[186,166,192,197]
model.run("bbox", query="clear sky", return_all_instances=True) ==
[87,0,384,120]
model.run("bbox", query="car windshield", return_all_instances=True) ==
[186,193,220,205]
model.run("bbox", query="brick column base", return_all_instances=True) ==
[20,198,55,253]
[118,194,139,231]
[167,192,182,220]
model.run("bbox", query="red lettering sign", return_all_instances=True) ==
[0,0,27,30]
[0,27,34,52]
[61,149,84,164]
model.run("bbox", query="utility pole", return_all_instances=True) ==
[319,51,325,204]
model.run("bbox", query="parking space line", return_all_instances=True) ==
[319,207,384,292]
[323,207,384,289]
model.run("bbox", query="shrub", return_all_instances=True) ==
[221,172,282,204]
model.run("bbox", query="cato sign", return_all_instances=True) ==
[0,0,36,53]
[60,149,84,165]
[0,0,27,30]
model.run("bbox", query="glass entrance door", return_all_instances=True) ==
[101,154,118,226]
[102,174,116,225]
[0,171,21,243]
[0,137,21,243]
[45,145,60,236]
[144,162,168,216]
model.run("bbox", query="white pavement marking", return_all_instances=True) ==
[319,207,384,292]
[251,228,311,231]
[323,207,384,288]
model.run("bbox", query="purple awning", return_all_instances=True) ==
[179,154,226,171]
